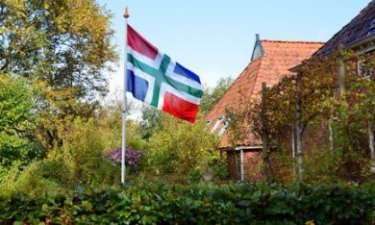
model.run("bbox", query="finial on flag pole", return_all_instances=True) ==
[124,6,129,19]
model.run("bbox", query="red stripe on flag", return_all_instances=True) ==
[127,25,158,60]
[162,92,199,123]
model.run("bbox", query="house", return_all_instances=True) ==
[208,0,375,182]
[205,35,323,181]
[308,0,375,171]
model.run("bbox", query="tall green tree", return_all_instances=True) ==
[200,77,233,115]
[1,0,117,148]
[0,75,42,178]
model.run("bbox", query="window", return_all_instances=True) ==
[210,115,224,133]
[218,119,231,136]
[357,60,374,77]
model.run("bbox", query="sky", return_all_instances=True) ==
[97,0,370,98]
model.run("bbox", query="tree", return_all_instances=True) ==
[1,0,117,149]
[200,77,233,115]
[1,0,117,98]
[0,75,43,178]
[140,106,163,140]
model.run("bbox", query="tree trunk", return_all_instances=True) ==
[337,44,346,98]
[295,75,303,179]
[291,127,297,180]
[240,149,244,182]
[328,44,345,154]
[261,82,271,181]
[329,119,334,151]
[369,125,375,174]
[295,105,303,179]
[369,125,375,161]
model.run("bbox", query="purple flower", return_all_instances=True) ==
[105,148,144,173]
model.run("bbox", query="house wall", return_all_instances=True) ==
[226,150,263,181]
[226,151,238,180]
[225,122,335,182]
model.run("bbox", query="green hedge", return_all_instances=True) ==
[0,183,374,225]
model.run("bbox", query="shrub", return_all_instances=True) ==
[0,182,373,225]
[146,117,224,182]
[58,118,119,186]
[0,160,72,198]
[0,116,122,197]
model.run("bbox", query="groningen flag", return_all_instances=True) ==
[126,25,203,123]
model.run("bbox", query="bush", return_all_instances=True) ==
[0,160,72,198]
[0,182,373,225]
[58,118,120,186]
[0,118,121,196]
[145,117,224,182]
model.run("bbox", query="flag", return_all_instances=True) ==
[126,25,203,123]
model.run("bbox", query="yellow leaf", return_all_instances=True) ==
[305,220,315,225]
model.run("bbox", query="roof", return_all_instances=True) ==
[205,40,324,148]
[315,0,375,56]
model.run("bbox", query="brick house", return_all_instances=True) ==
[205,36,323,181]
[207,0,375,181]
[307,0,375,172]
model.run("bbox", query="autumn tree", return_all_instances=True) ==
[0,0,117,148]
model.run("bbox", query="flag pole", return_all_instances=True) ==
[121,6,129,185]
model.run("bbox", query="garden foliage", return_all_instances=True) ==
[0,182,374,225]
[145,116,225,182]
[0,75,43,179]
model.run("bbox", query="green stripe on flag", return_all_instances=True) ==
[127,54,204,100]
[151,78,162,107]
[159,55,171,74]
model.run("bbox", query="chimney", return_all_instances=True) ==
[256,33,260,42]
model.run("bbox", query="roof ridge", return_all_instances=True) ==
[261,40,325,44]
[248,54,264,101]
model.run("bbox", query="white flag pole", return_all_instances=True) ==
[121,6,129,185]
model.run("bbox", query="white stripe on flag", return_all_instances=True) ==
[158,83,201,110]
[127,47,163,69]
[166,60,203,90]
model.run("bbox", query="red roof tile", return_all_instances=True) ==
[205,40,324,148]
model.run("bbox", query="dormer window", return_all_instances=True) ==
[210,115,224,133]
[218,118,231,136]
